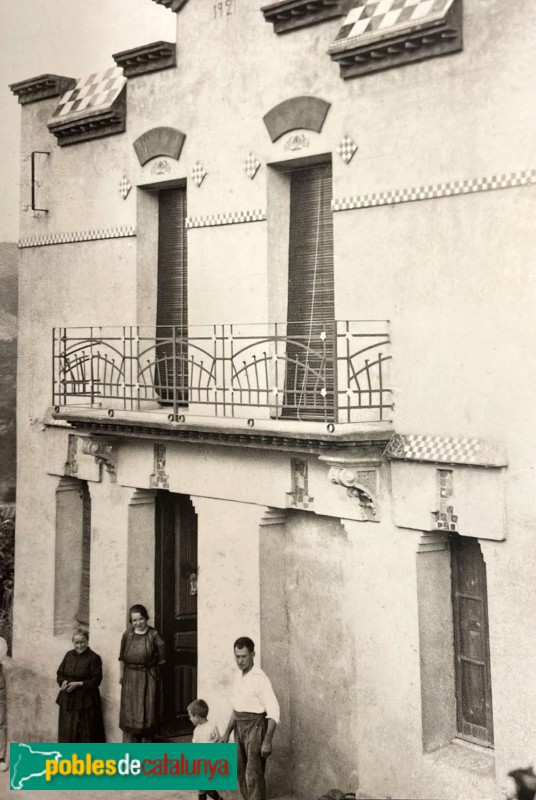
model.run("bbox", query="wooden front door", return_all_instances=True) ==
[451,535,493,746]
[155,492,198,738]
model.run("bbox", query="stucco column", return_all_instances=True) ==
[259,508,290,796]
[87,477,133,741]
[192,496,263,734]
[126,489,156,618]
[342,519,423,799]
[53,477,85,637]
[479,538,526,789]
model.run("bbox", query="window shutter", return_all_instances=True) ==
[285,163,335,420]
[157,188,188,331]
[156,188,188,403]
[77,482,91,627]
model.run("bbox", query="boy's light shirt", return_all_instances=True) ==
[192,721,220,743]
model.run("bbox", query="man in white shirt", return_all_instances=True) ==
[222,637,280,800]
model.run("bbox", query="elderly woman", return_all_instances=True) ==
[56,628,105,742]
[119,604,166,743]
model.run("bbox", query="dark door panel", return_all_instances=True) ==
[451,536,493,746]
[155,492,198,738]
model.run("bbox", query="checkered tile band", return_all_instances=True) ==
[332,169,536,212]
[51,67,126,120]
[384,433,507,467]
[185,210,267,229]
[330,0,454,54]
[19,226,136,249]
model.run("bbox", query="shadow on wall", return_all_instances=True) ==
[0,242,17,505]
[3,660,57,744]
[0,508,14,655]
[0,243,17,656]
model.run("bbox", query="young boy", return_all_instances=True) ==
[187,698,221,800]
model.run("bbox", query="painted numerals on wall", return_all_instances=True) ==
[214,0,236,19]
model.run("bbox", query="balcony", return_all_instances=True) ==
[52,321,392,447]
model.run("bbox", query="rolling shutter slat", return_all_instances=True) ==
[156,188,188,402]
[284,164,335,420]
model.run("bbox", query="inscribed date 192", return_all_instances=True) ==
[214,0,236,19]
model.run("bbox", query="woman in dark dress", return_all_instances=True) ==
[56,628,105,742]
[119,604,166,743]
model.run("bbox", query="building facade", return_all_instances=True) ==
[9,1,536,798]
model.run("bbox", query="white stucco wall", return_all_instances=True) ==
[10,1,536,798]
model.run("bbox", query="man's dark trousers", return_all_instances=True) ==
[234,711,268,800]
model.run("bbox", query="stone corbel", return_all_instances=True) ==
[320,452,381,521]
[80,437,118,482]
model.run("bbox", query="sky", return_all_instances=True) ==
[0,0,176,242]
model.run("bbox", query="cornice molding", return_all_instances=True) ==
[150,0,189,11]
[113,41,176,78]
[51,412,393,456]
[262,0,353,34]
[328,0,462,79]
[10,74,76,105]
[47,88,126,147]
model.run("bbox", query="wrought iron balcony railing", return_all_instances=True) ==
[52,321,392,425]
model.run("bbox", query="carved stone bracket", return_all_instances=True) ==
[80,437,118,481]
[329,466,377,520]
[320,452,381,521]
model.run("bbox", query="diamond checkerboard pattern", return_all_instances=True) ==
[333,0,453,46]
[51,67,126,119]
[119,175,132,200]
[119,176,132,200]
[244,153,261,180]
[191,161,207,187]
[338,135,358,165]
